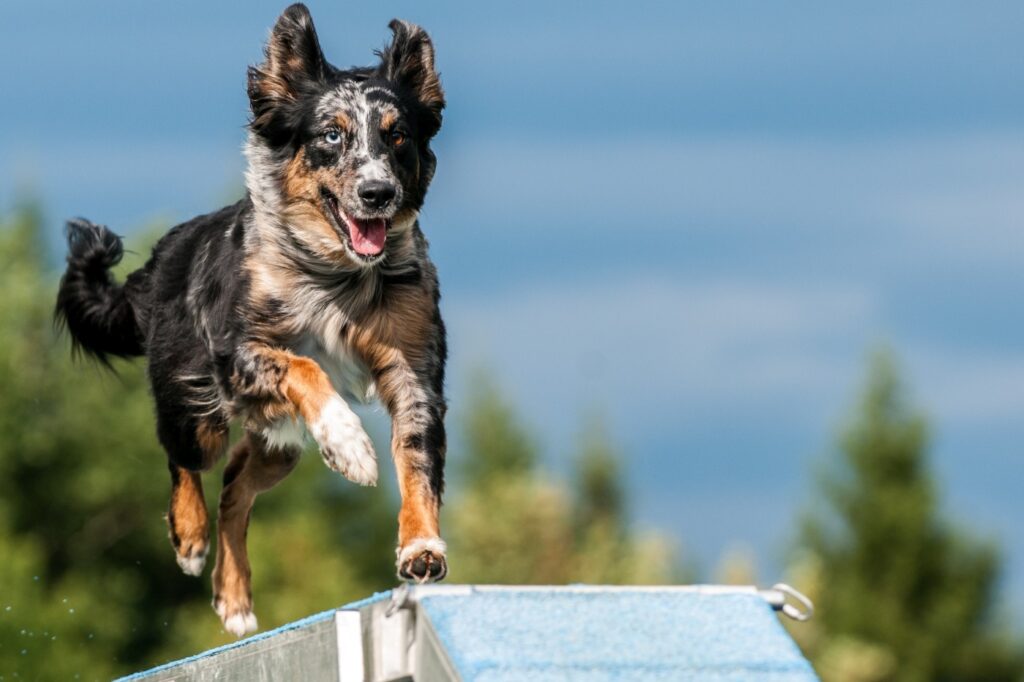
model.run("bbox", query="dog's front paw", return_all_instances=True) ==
[397,537,448,584]
[310,396,378,486]
[213,596,258,638]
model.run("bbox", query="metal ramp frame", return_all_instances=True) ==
[119,584,816,681]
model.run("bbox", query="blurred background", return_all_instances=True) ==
[2,1,1022,679]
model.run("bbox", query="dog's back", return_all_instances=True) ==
[55,199,249,367]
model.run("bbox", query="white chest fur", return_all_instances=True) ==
[293,335,377,405]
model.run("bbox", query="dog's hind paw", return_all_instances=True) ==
[310,396,378,486]
[176,546,208,576]
[223,611,258,638]
[397,537,448,584]
[214,599,258,638]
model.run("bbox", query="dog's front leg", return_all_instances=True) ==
[372,358,447,583]
[233,342,378,486]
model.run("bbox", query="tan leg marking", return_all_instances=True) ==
[167,417,226,576]
[393,444,447,582]
[168,466,210,576]
[278,354,332,422]
[279,354,377,485]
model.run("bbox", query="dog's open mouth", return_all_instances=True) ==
[321,189,388,259]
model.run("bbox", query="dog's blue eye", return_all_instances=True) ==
[324,130,342,145]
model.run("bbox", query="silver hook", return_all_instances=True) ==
[767,583,814,622]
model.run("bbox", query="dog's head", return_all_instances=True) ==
[247,4,444,266]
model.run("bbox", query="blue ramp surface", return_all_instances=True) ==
[119,585,818,681]
[418,587,817,681]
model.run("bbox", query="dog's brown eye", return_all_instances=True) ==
[390,130,406,147]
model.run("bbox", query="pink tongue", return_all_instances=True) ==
[348,217,387,256]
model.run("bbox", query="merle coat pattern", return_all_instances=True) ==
[55,4,448,637]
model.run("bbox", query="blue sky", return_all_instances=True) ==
[2,1,1023,612]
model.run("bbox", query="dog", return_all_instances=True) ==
[54,3,448,637]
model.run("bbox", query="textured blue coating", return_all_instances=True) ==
[115,590,392,681]
[419,589,818,681]
[118,586,818,681]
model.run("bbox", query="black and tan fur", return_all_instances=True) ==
[54,4,448,637]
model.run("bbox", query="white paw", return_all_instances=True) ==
[215,600,258,638]
[310,396,378,486]
[223,611,258,638]
[176,548,207,577]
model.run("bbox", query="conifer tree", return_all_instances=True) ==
[458,370,537,489]
[794,351,1023,681]
[573,415,625,538]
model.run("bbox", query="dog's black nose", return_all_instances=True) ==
[357,181,396,210]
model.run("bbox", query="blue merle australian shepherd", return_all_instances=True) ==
[55,4,448,637]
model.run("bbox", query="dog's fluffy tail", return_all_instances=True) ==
[55,219,145,364]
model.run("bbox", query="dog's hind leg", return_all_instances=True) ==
[162,412,228,577]
[168,463,210,576]
[212,432,300,638]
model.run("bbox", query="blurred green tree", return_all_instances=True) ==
[788,351,1024,682]
[447,376,677,585]
[458,369,538,488]
[573,414,625,536]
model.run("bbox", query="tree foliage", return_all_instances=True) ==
[789,351,1024,682]
[446,380,677,585]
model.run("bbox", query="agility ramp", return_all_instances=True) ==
[118,584,818,681]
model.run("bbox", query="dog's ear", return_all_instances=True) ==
[248,4,327,135]
[379,20,445,138]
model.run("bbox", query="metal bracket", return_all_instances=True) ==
[759,583,814,622]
